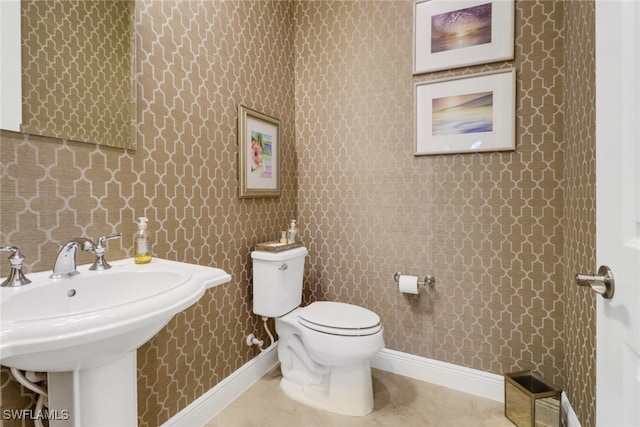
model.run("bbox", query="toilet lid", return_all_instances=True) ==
[298,301,381,336]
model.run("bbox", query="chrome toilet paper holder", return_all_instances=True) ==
[393,272,435,288]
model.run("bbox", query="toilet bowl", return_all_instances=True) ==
[275,302,384,416]
[251,247,385,416]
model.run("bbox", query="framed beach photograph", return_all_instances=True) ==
[414,68,515,156]
[238,105,281,198]
[413,0,514,74]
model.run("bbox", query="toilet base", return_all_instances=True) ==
[279,362,374,417]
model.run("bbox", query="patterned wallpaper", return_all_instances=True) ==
[296,0,565,381]
[2,1,296,426]
[563,1,596,426]
[21,0,135,149]
[0,1,596,426]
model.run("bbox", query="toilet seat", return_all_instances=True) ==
[298,301,382,336]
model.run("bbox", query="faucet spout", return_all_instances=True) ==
[50,238,96,279]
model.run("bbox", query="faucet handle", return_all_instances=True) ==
[0,245,32,287]
[89,233,122,271]
[96,232,122,248]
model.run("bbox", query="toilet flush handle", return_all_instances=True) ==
[278,263,288,271]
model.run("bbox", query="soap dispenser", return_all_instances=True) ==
[133,217,152,264]
[287,219,299,244]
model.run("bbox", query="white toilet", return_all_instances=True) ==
[251,246,384,416]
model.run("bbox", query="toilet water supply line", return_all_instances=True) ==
[245,318,327,379]
[245,317,328,379]
[10,368,48,427]
[246,316,274,352]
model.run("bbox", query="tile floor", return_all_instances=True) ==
[205,367,515,427]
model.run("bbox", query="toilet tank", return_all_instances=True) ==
[251,246,307,317]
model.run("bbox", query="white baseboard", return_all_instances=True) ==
[561,392,582,427]
[163,344,582,427]
[161,343,278,427]
[371,348,505,402]
[371,349,582,426]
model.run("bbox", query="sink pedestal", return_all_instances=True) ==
[48,351,137,427]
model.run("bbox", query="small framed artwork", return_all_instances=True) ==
[414,68,515,156]
[413,0,514,74]
[238,105,281,198]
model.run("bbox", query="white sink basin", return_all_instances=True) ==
[0,258,231,372]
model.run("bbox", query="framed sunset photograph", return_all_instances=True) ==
[238,105,281,198]
[413,0,514,74]
[414,69,515,155]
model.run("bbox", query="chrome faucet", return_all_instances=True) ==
[0,245,32,287]
[89,233,122,271]
[50,238,96,279]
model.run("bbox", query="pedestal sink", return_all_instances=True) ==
[0,258,231,427]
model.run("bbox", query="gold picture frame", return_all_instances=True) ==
[237,105,281,198]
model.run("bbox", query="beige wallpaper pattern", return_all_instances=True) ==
[563,1,596,426]
[21,0,135,149]
[296,0,565,382]
[0,1,596,426]
[2,1,296,426]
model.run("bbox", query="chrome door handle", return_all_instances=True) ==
[576,265,615,299]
